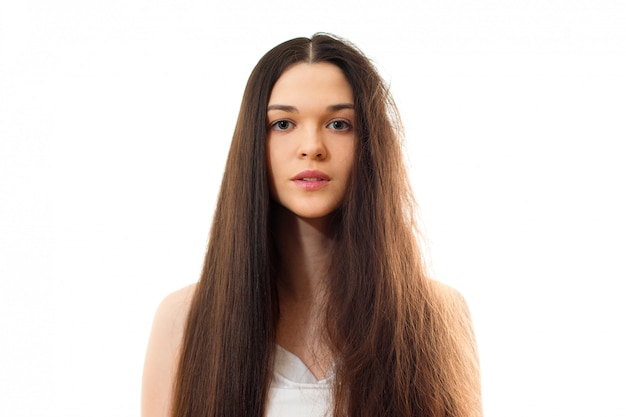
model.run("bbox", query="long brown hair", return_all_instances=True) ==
[172,33,481,417]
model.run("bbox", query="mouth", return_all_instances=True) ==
[292,170,330,181]
[292,170,330,190]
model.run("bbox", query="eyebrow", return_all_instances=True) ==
[267,103,355,113]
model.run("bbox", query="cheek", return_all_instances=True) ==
[266,160,279,201]
[265,141,284,200]
[266,137,288,166]
[340,141,356,173]
[266,140,278,179]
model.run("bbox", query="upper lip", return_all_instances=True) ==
[291,170,330,181]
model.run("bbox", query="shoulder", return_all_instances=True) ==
[141,284,197,417]
[147,284,197,353]
[428,279,471,315]
[428,280,483,415]
[427,279,477,350]
[155,284,197,330]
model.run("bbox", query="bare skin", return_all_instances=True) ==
[265,62,358,379]
[141,62,481,415]
[140,211,337,417]
[141,284,195,417]
[140,264,480,417]
[271,204,335,380]
[142,63,352,416]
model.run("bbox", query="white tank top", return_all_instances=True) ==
[265,345,333,417]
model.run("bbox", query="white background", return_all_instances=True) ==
[1,0,625,416]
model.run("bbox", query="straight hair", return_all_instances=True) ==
[171,33,481,417]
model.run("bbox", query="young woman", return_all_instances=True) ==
[142,33,482,417]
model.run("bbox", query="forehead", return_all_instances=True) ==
[268,62,354,106]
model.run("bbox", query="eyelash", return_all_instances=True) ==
[269,119,352,132]
[271,120,294,131]
[328,120,351,131]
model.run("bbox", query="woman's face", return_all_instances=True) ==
[266,62,356,220]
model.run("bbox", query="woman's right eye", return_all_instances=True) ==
[271,120,294,131]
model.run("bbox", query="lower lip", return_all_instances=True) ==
[292,179,329,190]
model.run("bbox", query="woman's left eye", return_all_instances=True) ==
[327,120,351,131]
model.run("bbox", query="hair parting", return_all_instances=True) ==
[171,33,481,417]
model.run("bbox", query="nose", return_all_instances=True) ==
[297,127,327,160]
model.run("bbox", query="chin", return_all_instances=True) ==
[291,209,335,220]
[270,196,345,220]
[276,203,340,221]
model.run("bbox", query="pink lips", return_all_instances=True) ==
[291,170,330,190]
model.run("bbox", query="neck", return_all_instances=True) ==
[271,204,336,378]
[271,204,335,304]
